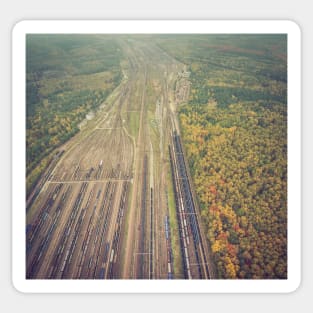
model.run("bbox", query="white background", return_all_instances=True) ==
[1,0,311,312]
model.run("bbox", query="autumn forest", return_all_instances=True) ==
[158,35,287,278]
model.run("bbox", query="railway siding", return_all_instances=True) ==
[26,39,212,280]
[169,132,212,279]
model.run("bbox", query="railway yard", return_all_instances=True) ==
[26,39,214,279]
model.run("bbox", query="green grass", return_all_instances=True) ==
[167,165,183,278]
[128,111,140,139]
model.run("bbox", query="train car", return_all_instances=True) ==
[167,262,172,278]
[167,272,173,279]
[88,257,93,269]
[26,224,32,236]
[99,268,105,279]
[164,215,169,240]
[103,243,110,263]
[110,249,115,263]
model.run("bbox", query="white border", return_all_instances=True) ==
[12,20,301,293]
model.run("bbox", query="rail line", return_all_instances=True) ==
[107,181,129,279]
[26,39,213,280]
[169,145,191,279]
[149,187,154,279]
[26,150,65,211]
[164,214,174,279]
[137,155,148,278]
[169,131,211,279]
[48,182,88,278]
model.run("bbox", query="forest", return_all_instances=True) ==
[157,35,287,278]
[26,35,123,194]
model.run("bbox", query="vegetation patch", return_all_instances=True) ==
[167,168,183,278]
[179,101,287,279]
[26,35,123,194]
[158,34,287,279]
[127,111,140,139]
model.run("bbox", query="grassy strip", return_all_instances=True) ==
[167,166,183,278]
[128,111,140,139]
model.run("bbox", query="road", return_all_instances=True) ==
[26,38,213,279]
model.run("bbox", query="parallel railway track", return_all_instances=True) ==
[26,39,213,280]
[169,132,211,279]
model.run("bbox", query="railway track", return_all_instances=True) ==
[26,177,123,278]
[26,39,213,280]
[169,131,211,279]
[149,187,154,279]
[26,150,65,211]
[106,181,129,279]
[137,155,148,279]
